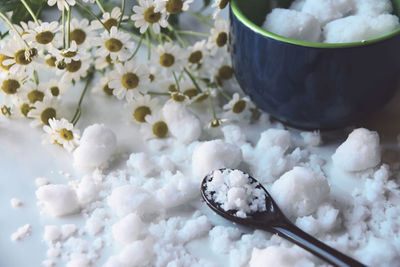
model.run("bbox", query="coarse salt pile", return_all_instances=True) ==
[205,169,266,218]
[262,0,400,43]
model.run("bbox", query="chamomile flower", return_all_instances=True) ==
[159,79,179,93]
[131,0,168,34]
[69,18,97,49]
[108,61,150,101]
[28,96,59,127]
[207,18,229,54]
[91,7,128,30]
[153,43,185,75]
[40,79,68,97]
[56,55,91,83]
[92,75,114,96]
[94,26,135,62]
[21,82,48,104]
[2,39,42,75]
[24,22,60,50]
[211,0,230,18]
[10,21,37,39]
[94,54,114,70]
[11,97,34,118]
[141,112,169,140]
[43,118,80,152]
[208,52,234,85]
[50,41,89,64]
[222,93,254,122]
[0,72,28,99]
[125,94,159,124]
[180,78,201,100]
[155,0,194,15]
[185,40,209,70]
[47,0,76,11]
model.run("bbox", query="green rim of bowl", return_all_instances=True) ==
[230,0,400,48]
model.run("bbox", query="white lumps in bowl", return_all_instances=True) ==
[205,169,266,218]
[270,166,330,218]
[354,0,393,16]
[332,128,381,172]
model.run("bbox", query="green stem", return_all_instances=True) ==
[72,72,94,125]
[20,0,40,26]
[127,34,144,61]
[188,11,214,27]
[207,87,217,120]
[33,71,39,85]
[118,0,125,28]
[184,68,202,93]
[173,71,180,92]
[0,30,9,40]
[75,1,109,32]
[217,87,231,101]
[66,5,71,48]
[0,11,30,48]
[167,25,187,48]
[145,31,151,60]
[148,91,170,96]
[95,0,106,14]
[62,8,66,48]
[176,30,210,37]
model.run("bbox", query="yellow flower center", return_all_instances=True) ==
[159,53,175,67]
[50,86,60,96]
[232,100,246,114]
[20,103,33,117]
[1,79,20,94]
[14,49,31,65]
[183,88,198,99]
[188,51,202,64]
[59,128,74,141]
[168,84,177,93]
[144,7,161,23]
[106,54,113,64]
[35,31,54,44]
[219,0,229,9]
[216,32,228,47]
[105,38,123,52]
[218,65,234,80]
[149,74,155,82]
[66,60,82,72]
[195,93,209,103]
[28,90,45,103]
[0,54,12,70]
[152,121,168,138]
[210,119,222,128]
[122,72,139,89]
[166,0,183,14]
[104,18,118,31]
[71,29,86,45]
[61,50,77,58]
[46,56,57,67]
[103,84,114,95]
[171,93,186,102]
[133,106,152,123]
[40,107,56,125]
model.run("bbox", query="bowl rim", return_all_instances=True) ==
[230,0,400,48]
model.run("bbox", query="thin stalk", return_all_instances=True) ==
[72,72,94,125]
[118,0,125,28]
[120,27,146,43]
[167,25,187,48]
[20,0,40,26]
[145,31,151,60]
[217,87,231,101]
[173,71,181,91]
[148,91,170,96]
[188,11,213,27]
[33,71,39,85]
[127,34,144,61]
[75,1,109,32]
[0,11,30,48]
[0,30,9,40]
[176,30,210,37]
[95,0,106,14]
[62,8,66,48]
[207,87,217,120]
[184,68,202,93]
[161,33,173,43]
[66,5,71,48]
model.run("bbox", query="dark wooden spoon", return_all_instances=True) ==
[200,168,366,267]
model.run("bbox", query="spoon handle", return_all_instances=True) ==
[270,222,366,267]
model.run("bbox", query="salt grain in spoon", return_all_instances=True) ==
[201,168,366,267]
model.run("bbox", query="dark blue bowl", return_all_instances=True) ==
[230,0,400,129]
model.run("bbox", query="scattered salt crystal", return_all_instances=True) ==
[162,100,202,144]
[73,124,117,170]
[262,8,321,42]
[301,0,354,25]
[192,140,242,179]
[42,259,55,267]
[47,248,60,258]
[249,246,314,267]
[76,175,100,205]
[61,224,77,240]
[117,238,154,267]
[66,257,91,267]
[222,124,247,146]
[36,184,81,217]
[332,128,381,172]
[11,224,31,242]
[35,177,49,187]
[10,197,23,207]
[44,225,61,244]
[256,129,291,152]
[271,166,330,218]
[127,152,160,177]
[112,213,144,245]
[85,215,104,236]
[354,0,393,16]
[93,238,103,251]
[300,131,321,147]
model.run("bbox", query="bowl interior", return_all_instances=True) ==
[232,0,400,47]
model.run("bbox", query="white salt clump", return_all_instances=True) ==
[36,184,81,217]
[76,175,99,205]
[112,213,144,245]
[249,246,314,267]
[271,166,330,218]
[354,237,400,267]
[162,100,202,144]
[262,8,321,42]
[66,258,91,267]
[290,0,306,11]
[222,124,247,146]
[206,169,266,218]
[256,129,291,153]
[332,128,381,172]
[44,225,61,244]
[209,226,242,254]
[10,197,23,207]
[73,124,117,170]
[35,177,49,187]
[177,215,212,243]
[300,131,321,147]
[354,0,393,16]
[301,0,354,25]
[324,14,400,43]
[61,224,77,239]
[86,214,105,235]
[192,140,242,179]
[295,204,340,235]
[117,238,154,267]
[11,224,31,242]
[127,152,160,177]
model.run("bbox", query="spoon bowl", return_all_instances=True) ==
[201,168,366,267]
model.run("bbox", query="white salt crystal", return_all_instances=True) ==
[290,0,306,11]
[127,152,160,177]
[76,175,99,205]
[47,248,60,258]
[222,124,247,146]
[301,0,354,25]
[249,246,314,267]
[10,197,23,207]
[73,124,117,170]
[44,225,61,244]
[177,215,211,243]
[354,237,400,267]
[262,8,321,42]
[300,131,321,147]
[118,238,154,267]
[35,177,49,187]
[162,100,202,144]
[11,224,31,242]
[66,258,91,267]
[112,213,144,245]
[296,204,340,235]
[42,260,55,267]
[61,224,77,239]
[256,129,291,152]
[36,184,81,217]
[271,166,330,218]
[192,140,242,179]
[209,226,242,254]
[86,215,104,235]
[332,128,381,171]
[354,0,393,16]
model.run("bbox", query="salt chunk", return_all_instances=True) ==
[42,260,55,267]
[332,128,381,172]
[354,237,400,267]
[301,0,354,25]
[86,215,104,235]
[256,129,291,152]
[249,246,314,267]
[47,247,60,258]
[271,166,330,218]
[162,100,202,144]
[73,124,117,170]
[296,204,340,235]
[44,225,61,244]
[76,175,99,205]
[177,215,211,243]
[11,224,31,242]
[300,131,321,147]
[158,155,176,173]
[10,198,23,207]
[324,14,399,43]
[222,124,247,146]
[127,152,160,177]
[112,213,144,245]
[192,140,243,179]
[61,224,77,239]
[35,177,49,187]
[66,258,91,267]
[118,238,154,267]
[36,184,81,217]
[354,0,393,16]
[209,226,242,254]
[290,0,306,11]
[262,8,321,42]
